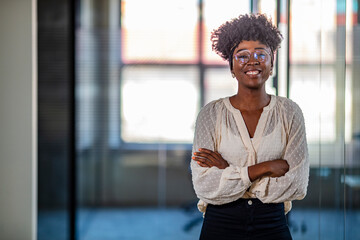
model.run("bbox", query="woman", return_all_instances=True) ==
[191,14,309,240]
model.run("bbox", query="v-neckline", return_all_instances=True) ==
[223,95,275,152]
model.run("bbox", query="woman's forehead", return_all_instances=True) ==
[234,40,270,51]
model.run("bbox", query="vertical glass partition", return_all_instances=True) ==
[289,0,345,238]
[344,0,360,239]
[76,0,203,239]
[288,0,360,239]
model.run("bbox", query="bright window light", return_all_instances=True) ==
[121,66,199,143]
[122,0,198,63]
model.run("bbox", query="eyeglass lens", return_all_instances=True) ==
[234,50,268,64]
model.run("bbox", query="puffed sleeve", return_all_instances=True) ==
[190,102,252,205]
[254,102,310,203]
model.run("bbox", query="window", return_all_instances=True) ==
[121,66,199,143]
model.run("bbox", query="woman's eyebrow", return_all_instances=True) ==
[235,47,267,53]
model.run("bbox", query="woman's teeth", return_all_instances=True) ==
[246,70,260,75]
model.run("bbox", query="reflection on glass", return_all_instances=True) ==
[121,66,199,143]
[122,0,198,63]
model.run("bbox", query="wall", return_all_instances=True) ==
[0,0,37,239]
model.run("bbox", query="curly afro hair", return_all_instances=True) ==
[211,13,283,70]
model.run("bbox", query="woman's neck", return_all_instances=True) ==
[230,89,270,112]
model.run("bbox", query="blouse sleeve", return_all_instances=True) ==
[190,103,252,205]
[254,102,310,203]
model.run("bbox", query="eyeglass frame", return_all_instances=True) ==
[233,49,273,65]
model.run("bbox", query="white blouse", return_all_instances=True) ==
[191,95,309,214]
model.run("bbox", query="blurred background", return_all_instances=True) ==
[36,0,360,239]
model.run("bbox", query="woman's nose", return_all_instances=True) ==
[247,60,260,65]
[247,54,260,65]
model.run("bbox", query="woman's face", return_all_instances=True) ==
[231,40,272,90]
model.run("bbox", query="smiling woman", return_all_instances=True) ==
[190,13,309,240]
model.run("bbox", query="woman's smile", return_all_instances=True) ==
[246,70,261,75]
[244,67,262,77]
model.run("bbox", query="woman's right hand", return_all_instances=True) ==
[248,159,289,182]
[264,159,289,177]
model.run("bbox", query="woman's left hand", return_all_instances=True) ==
[192,148,229,169]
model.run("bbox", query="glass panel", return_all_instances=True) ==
[345,0,360,239]
[203,0,250,64]
[289,2,321,237]
[77,1,201,238]
[289,0,348,239]
[122,0,198,63]
[121,66,199,143]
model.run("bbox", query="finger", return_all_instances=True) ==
[192,156,211,167]
[192,156,210,165]
[198,148,216,154]
[194,152,215,164]
[196,149,219,159]
[195,151,220,164]
[197,161,210,167]
[198,149,224,161]
[198,151,229,169]
[214,151,223,158]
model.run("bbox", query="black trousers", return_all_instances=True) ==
[199,198,292,240]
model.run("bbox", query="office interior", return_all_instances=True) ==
[0,0,359,239]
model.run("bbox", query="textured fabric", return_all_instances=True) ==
[199,198,292,240]
[191,95,309,214]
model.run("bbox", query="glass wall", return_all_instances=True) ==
[287,0,360,239]
[71,0,360,239]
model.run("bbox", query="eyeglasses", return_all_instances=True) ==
[233,49,271,65]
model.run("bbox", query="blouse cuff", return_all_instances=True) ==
[197,199,207,213]
[284,201,292,214]
[224,164,252,189]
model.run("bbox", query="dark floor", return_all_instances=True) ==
[38,207,360,240]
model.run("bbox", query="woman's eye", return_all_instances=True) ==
[237,55,249,60]
[259,55,266,61]
[255,52,268,60]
